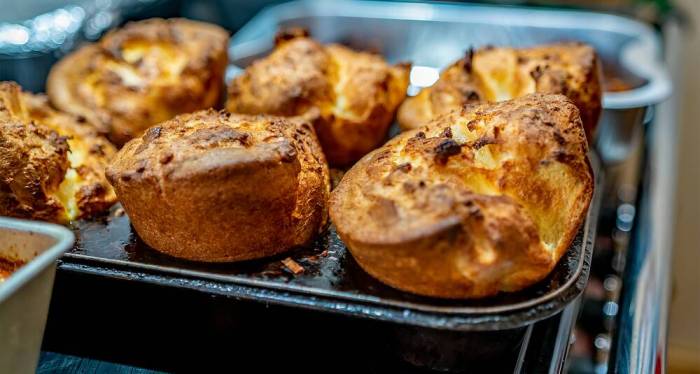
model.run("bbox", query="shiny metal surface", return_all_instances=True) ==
[0,5,86,55]
[229,0,671,110]
[227,2,675,370]
[550,298,581,374]
[0,1,103,91]
[0,217,74,374]
[612,118,670,374]
[0,0,167,91]
[611,19,682,374]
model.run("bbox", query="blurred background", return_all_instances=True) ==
[668,0,699,372]
[1,0,698,373]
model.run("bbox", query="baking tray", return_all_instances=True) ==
[59,0,606,332]
[61,151,600,332]
[56,155,599,371]
[52,1,610,369]
[229,0,670,110]
[57,159,599,370]
[226,0,671,171]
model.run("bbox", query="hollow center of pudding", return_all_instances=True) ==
[391,116,574,256]
[456,120,567,254]
[108,41,188,89]
[47,131,93,222]
[472,49,537,103]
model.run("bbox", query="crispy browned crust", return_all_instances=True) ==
[331,94,593,298]
[226,30,410,166]
[398,43,602,140]
[47,18,229,145]
[106,110,330,262]
[0,81,117,223]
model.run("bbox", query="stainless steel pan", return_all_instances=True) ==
[227,0,671,165]
[0,217,74,374]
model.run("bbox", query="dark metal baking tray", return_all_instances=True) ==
[58,0,606,334]
[52,4,605,368]
[60,150,600,334]
[57,0,608,334]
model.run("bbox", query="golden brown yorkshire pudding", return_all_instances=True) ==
[331,94,593,299]
[106,110,330,262]
[226,29,410,166]
[398,43,602,140]
[0,81,117,223]
[47,18,229,145]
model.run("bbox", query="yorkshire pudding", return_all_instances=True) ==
[331,94,593,298]
[0,81,116,223]
[47,18,229,145]
[106,110,330,262]
[398,43,602,140]
[227,29,410,166]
